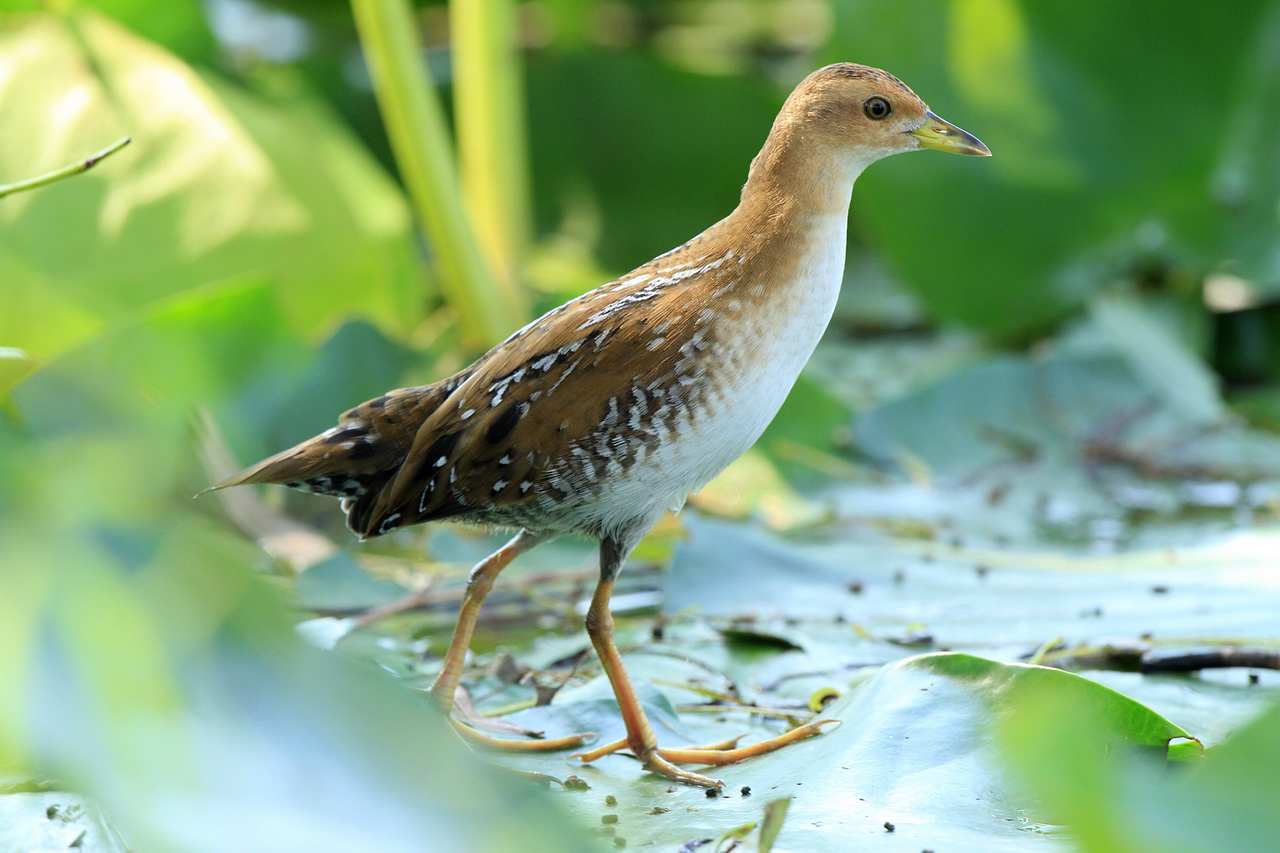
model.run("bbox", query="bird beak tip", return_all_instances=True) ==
[910,110,991,157]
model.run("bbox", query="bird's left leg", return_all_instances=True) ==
[579,534,833,786]
[430,529,594,751]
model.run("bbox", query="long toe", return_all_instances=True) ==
[657,719,837,766]
[572,733,745,764]
[451,718,597,752]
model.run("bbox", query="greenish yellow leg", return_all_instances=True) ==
[429,530,593,753]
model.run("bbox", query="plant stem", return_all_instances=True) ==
[0,136,131,200]
[450,0,532,296]
[350,0,523,349]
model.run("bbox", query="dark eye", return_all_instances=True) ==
[864,96,891,120]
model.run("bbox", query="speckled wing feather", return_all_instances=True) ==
[358,243,739,538]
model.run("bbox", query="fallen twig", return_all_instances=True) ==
[1140,648,1280,673]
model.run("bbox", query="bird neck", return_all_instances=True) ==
[736,120,869,220]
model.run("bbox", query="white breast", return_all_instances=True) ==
[598,212,848,526]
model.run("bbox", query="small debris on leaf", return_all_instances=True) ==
[490,651,527,683]
[887,632,934,648]
[883,821,896,832]
[740,786,752,797]
[808,686,840,712]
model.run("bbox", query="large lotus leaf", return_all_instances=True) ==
[665,517,1280,652]
[482,653,1188,852]
[852,330,1280,547]
[0,12,421,361]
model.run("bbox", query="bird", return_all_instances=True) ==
[215,62,989,789]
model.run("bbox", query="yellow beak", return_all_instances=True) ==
[909,110,991,157]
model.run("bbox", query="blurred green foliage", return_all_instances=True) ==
[2,1,1280,851]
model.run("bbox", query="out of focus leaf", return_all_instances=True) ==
[757,797,790,853]
[80,0,219,64]
[0,12,420,361]
[1070,297,1223,425]
[0,521,593,853]
[827,0,1280,335]
[855,345,1280,546]
[0,347,35,397]
[526,51,777,269]
[693,449,826,531]
[1001,686,1280,852]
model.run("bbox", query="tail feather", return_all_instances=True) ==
[211,371,471,536]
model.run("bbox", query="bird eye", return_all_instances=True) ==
[864,96,891,120]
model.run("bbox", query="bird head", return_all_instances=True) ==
[783,62,991,162]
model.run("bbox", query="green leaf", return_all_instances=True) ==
[0,347,35,397]
[483,651,1191,851]
[78,0,219,65]
[1067,296,1223,425]
[854,345,1280,545]
[824,0,1280,335]
[0,517,594,853]
[0,11,421,362]
[1001,688,1280,852]
[757,797,791,853]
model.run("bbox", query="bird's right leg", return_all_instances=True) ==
[584,537,725,789]
[578,535,834,786]
[430,529,594,751]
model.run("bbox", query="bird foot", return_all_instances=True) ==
[572,719,837,787]
[435,683,597,752]
[644,750,724,789]
[450,717,597,752]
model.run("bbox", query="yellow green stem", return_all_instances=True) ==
[350,0,522,348]
[450,0,532,297]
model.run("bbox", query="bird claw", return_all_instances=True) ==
[643,750,724,790]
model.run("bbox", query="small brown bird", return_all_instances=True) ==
[218,63,989,788]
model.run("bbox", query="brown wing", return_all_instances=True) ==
[358,249,731,538]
